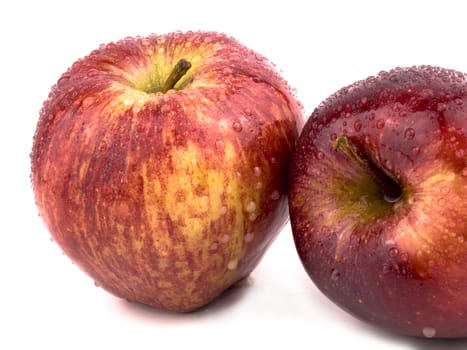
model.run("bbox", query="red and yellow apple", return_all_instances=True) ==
[288,66,466,337]
[31,31,304,311]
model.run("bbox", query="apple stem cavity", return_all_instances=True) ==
[334,135,403,204]
[161,58,192,93]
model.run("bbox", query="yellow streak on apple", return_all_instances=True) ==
[140,141,245,294]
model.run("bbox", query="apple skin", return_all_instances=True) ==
[31,31,304,312]
[288,66,466,337]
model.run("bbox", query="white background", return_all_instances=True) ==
[1,1,466,349]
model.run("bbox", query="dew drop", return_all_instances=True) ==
[383,159,393,170]
[232,121,243,132]
[388,247,399,257]
[354,120,362,132]
[244,108,253,116]
[440,186,450,195]
[454,98,463,105]
[392,103,401,112]
[331,268,340,281]
[411,146,421,155]
[436,103,447,112]
[215,139,225,150]
[244,232,254,243]
[220,206,228,215]
[455,149,465,158]
[253,166,261,176]
[210,242,219,251]
[376,119,385,129]
[227,259,238,270]
[246,201,257,213]
[316,151,325,160]
[220,234,230,243]
[422,326,436,338]
[270,190,280,201]
[404,128,415,140]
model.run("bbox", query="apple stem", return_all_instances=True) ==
[161,58,192,93]
[333,135,403,203]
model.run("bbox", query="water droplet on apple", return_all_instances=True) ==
[220,234,230,243]
[383,159,393,170]
[244,232,254,243]
[244,108,253,116]
[331,268,340,281]
[253,166,261,176]
[411,146,421,155]
[220,206,228,215]
[94,281,101,287]
[246,201,257,213]
[215,139,225,150]
[210,242,219,251]
[249,213,258,221]
[437,198,446,205]
[436,103,447,112]
[376,119,385,129]
[462,168,467,177]
[354,120,362,132]
[388,247,399,257]
[232,121,243,132]
[454,98,463,105]
[422,326,436,338]
[440,186,450,195]
[227,259,238,270]
[316,151,325,160]
[455,149,465,158]
[404,128,415,140]
[270,190,280,201]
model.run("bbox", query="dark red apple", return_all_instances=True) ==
[31,31,304,312]
[288,66,466,337]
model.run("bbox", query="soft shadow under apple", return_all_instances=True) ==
[115,275,254,322]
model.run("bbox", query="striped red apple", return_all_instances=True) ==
[31,31,304,311]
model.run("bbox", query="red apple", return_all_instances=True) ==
[31,31,304,312]
[288,66,466,337]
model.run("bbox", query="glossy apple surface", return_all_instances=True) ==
[31,31,304,312]
[288,66,466,337]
